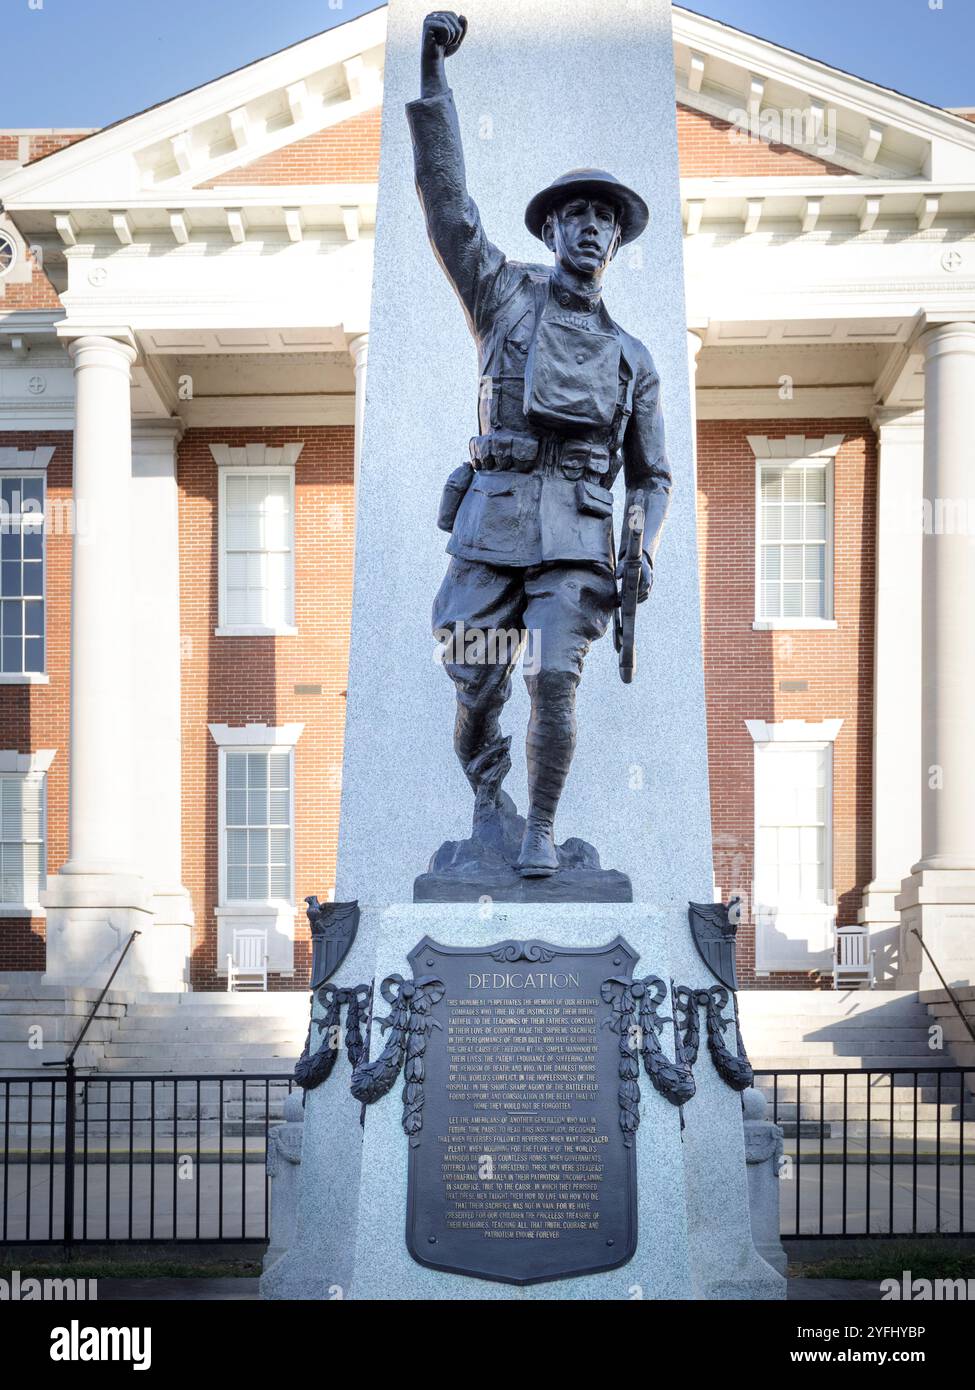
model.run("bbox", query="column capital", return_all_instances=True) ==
[66,333,138,373]
[907,311,975,355]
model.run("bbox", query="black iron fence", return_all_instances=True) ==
[5,1066,974,1246]
[1,1073,295,1246]
[754,1067,975,1240]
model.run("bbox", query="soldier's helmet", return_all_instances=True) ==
[524,169,650,246]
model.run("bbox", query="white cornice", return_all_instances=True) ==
[0,748,57,773]
[208,442,304,468]
[746,718,844,744]
[209,722,304,748]
[0,445,55,470]
[746,433,845,460]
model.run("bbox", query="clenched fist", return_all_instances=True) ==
[421,11,468,97]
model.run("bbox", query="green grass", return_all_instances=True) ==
[793,1243,975,1282]
[0,1259,261,1279]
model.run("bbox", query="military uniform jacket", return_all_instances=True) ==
[407,89,672,571]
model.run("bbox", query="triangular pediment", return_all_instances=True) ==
[0,6,385,208]
[672,4,975,181]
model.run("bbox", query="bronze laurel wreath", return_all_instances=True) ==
[350,973,446,1141]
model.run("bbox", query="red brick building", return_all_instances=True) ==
[2,5,975,994]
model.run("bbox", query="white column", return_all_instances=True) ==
[130,420,194,990]
[349,333,369,491]
[897,321,975,988]
[41,334,155,989]
[859,411,923,973]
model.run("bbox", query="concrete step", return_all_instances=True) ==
[0,1018,120,1045]
[131,996,308,1015]
[745,1040,938,1058]
[751,1056,960,1074]
[116,1017,307,1039]
[95,1056,297,1074]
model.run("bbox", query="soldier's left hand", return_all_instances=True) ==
[615,551,653,603]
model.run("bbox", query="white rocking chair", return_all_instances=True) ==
[227,928,269,992]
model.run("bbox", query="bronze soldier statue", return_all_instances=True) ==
[411,11,671,879]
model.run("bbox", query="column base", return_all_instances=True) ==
[145,886,195,993]
[857,882,902,986]
[895,868,975,989]
[41,871,156,991]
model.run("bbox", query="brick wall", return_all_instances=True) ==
[696,420,876,989]
[0,433,72,970]
[202,108,381,186]
[676,103,847,176]
[177,427,355,990]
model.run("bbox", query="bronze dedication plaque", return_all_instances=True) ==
[405,935,638,1284]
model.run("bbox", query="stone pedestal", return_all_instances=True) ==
[261,904,783,1301]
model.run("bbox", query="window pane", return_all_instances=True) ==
[2,637,21,673]
[24,638,43,674]
[227,864,247,900]
[22,562,42,598]
[761,506,781,542]
[761,547,780,582]
[226,789,247,826]
[1,531,20,561]
[20,478,43,508]
[247,753,267,787]
[805,467,826,503]
[760,468,782,501]
[227,828,247,864]
[782,470,801,503]
[2,602,22,636]
[782,507,802,541]
[248,864,268,900]
[806,506,826,542]
[2,562,21,597]
[761,583,780,619]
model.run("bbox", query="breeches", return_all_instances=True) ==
[432,558,617,711]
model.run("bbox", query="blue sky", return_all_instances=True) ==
[1,0,972,129]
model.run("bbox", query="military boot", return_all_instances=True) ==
[516,670,578,878]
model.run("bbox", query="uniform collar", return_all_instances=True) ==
[550,274,602,315]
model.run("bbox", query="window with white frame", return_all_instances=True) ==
[1,474,45,675]
[754,743,830,908]
[0,771,46,907]
[222,748,293,905]
[757,458,832,622]
[219,468,294,631]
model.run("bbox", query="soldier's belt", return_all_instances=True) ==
[469,431,611,482]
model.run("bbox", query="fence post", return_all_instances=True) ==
[63,1058,76,1249]
[743,1086,788,1275]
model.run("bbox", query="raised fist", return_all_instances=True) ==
[422,11,468,60]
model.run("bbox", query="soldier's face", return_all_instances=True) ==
[544,197,622,279]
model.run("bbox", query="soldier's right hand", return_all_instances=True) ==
[423,11,468,59]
